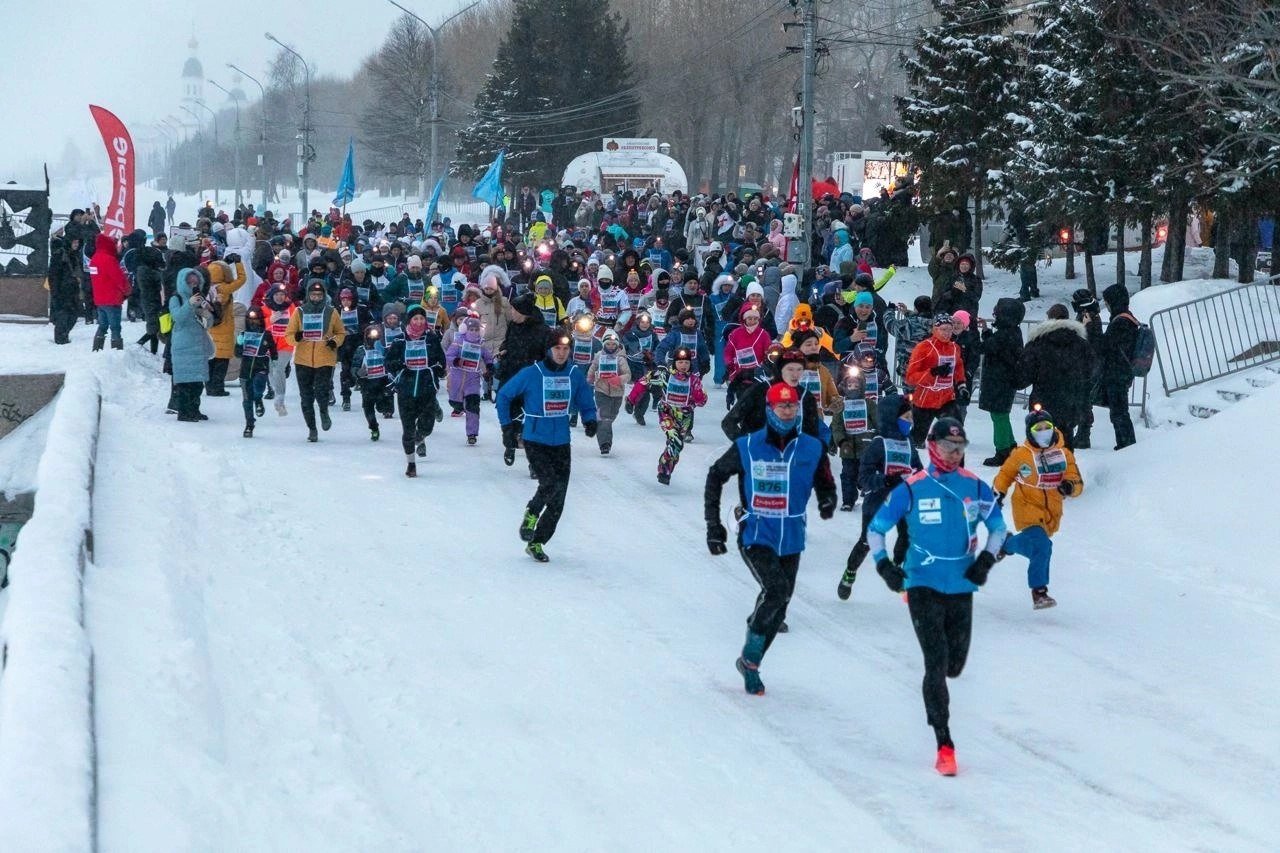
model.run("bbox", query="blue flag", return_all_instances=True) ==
[472,150,505,209]
[423,176,446,228]
[333,139,356,207]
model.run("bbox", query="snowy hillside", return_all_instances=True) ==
[0,314,1276,851]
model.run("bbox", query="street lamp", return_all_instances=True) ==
[153,123,175,194]
[179,105,205,203]
[209,79,243,207]
[265,32,312,224]
[192,99,221,206]
[387,0,480,202]
[228,63,270,211]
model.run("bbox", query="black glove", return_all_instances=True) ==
[818,494,837,520]
[1057,481,1074,496]
[583,420,598,438]
[964,551,996,587]
[707,522,728,556]
[292,330,303,342]
[325,338,338,350]
[452,357,461,366]
[876,558,906,593]
[955,384,970,405]
[502,423,519,449]
[931,363,953,377]
[224,252,241,264]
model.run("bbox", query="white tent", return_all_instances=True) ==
[562,151,688,195]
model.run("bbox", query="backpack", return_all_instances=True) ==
[1119,312,1156,377]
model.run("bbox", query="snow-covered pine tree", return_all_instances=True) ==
[881,0,1020,275]
[454,0,641,187]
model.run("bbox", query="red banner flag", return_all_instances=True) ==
[786,155,800,214]
[88,105,135,240]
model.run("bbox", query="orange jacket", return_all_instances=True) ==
[993,429,1083,536]
[905,336,965,409]
[283,304,347,367]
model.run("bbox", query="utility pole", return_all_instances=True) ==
[180,105,204,204]
[193,99,220,206]
[266,33,313,224]
[228,63,270,211]
[388,0,480,203]
[796,0,817,276]
[208,80,242,208]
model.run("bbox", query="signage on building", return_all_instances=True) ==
[602,137,658,153]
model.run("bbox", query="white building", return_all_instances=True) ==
[561,139,688,195]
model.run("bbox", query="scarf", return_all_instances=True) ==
[927,441,960,473]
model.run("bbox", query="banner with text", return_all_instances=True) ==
[88,105,135,239]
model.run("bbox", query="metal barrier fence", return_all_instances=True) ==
[1148,277,1280,394]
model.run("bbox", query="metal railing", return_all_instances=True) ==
[1149,276,1280,394]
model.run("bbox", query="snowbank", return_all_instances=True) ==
[0,369,101,853]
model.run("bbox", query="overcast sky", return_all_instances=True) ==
[0,0,474,185]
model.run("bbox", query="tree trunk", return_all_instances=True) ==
[1237,214,1258,284]
[1065,234,1076,280]
[1115,219,1126,286]
[973,191,985,278]
[1139,209,1153,290]
[1272,211,1280,280]
[1162,191,1188,283]
[1212,208,1231,278]
[1083,223,1097,294]
[708,113,727,194]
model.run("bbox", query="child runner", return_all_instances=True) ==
[236,307,278,438]
[445,313,497,445]
[585,329,631,455]
[352,325,393,441]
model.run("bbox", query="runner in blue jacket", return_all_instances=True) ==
[867,417,1008,777]
[497,330,598,562]
[705,382,837,696]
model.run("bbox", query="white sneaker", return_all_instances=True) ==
[275,401,287,416]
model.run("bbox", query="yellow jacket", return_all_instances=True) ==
[283,304,347,368]
[207,260,247,358]
[993,430,1083,536]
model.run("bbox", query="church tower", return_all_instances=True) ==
[181,36,204,123]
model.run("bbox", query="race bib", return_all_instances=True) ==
[373,276,391,293]
[652,314,668,335]
[270,310,290,337]
[597,354,620,380]
[842,398,868,434]
[864,369,879,399]
[408,279,425,301]
[883,438,914,477]
[341,309,359,332]
[680,332,698,348]
[425,311,440,332]
[302,312,324,341]
[459,340,483,372]
[572,336,595,365]
[735,346,759,369]
[241,331,264,358]
[383,325,404,345]
[364,345,386,379]
[636,334,654,352]
[356,285,371,302]
[598,293,620,321]
[542,375,572,415]
[405,338,428,370]
[800,369,822,397]
[540,307,559,326]
[750,460,790,518]
[665,374,691,407]
[932,354,956,389]
[1035,447,1068,489]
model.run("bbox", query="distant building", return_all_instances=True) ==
[180,36,203,127]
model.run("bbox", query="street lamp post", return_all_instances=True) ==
[161,117,184,198]
[228,63,270,211]
[265,33,312,225]
[209,79,243,208]
[153,123,174,195]
[387,0,480,202]
[179,105,205,203]
[192,99,220,206]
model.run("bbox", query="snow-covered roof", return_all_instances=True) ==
[562,151,688,194]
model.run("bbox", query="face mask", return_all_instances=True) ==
[765,407,798,435]
[1032,427,1055,448]
[897,417,912,437]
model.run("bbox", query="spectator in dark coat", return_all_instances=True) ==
[497,292,550,386]
[135,244,167,352]
[978,297,1026,465]
[47,235,82,344]
[1070,288,1105,448]
[1019,303,1094,451]
[148,201,167,236]
[1099,283,1139,449]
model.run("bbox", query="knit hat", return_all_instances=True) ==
[601,329,620,345]
[407,255,423,270]
[791,329,819,348]
[928,417,967,443]
[307,280,326,295]
[597,265,614,281]
[740,302,760,321]
[677,308,697,324]
[952,310,971,327]
[934,312,955,327]
[776,348,805,370]
[766,382,799,406]
[852,291,874,308]
[672,347,694,364]
[745,281,764,299]
[351,258,367,273]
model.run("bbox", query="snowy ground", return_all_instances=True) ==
[2,255,1278,850]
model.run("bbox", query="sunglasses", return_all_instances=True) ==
[934,438,968,454]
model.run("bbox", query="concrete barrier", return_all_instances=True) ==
[0,373,64,441]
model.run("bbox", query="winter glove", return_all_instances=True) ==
[325,338,338,350]
[876,558,906,593]
[1058,481,1075,496]
[292,330,303,342]
[502,423,520,450]
[224,253,241,264]
[964,551,996,587]
[931,363,953,377]
[818,494,837,520]
[707,522,728,556]
[955,384,971,405]
[583,420,598,438]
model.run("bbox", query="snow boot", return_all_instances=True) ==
[519,510,539,542]
[320,410,332,431]
[110,337,123,350]
[504,447,516,466]
[467,435,477,446]
[777,621,788,634]
[935,745,958,776]
[840,502,854,512]
[839,542,869,601]
[982,447,1011,468]
[341,397,351,412]
[416,439,427,458]
[435,406,443,423]
[255,400,265,418]
[599,443,610,455]
[307,428,319,443]
[370,425,380,441]
[634,410,645,426]
[243,425,254,438]
[406,461,417,478]
[275,400,287,416]
[1073,426,1091,449]
[1032,587,1057,609]
[328,389,336,406]
[737,630,767,696]
[657,472,671,485]
[526,542,549,563]
[624,400,634,415]
[265,385,275,400]
[92,332,105,352]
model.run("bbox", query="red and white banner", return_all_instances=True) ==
[89,105,135,239]
[786,153,800,214]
